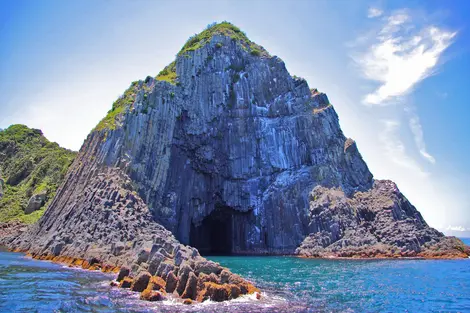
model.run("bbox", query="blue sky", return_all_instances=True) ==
[1,0,469,235]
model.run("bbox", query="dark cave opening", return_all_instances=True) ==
[190,206,234,255]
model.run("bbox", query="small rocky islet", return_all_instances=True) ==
[0,22,468,307]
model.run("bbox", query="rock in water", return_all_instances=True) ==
[2,21,467,302]
[117,266,130,282]
[131,271,152,292]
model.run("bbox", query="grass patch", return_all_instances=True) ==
[156,61,177,84]
[178,21,268,56]
[94,82,140,131]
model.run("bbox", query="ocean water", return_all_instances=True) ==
[1,240,469,313]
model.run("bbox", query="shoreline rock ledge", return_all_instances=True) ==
[1,21,468,303]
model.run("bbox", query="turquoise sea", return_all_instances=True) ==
[1,239,469,312]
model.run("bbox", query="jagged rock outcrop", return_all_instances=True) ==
[2,21,468,303]
[296,180,469,258]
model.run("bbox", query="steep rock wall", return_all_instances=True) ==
[71,34,372,254]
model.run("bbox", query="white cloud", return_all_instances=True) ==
[378,119,429,176]
[406,110,436,164]
[356,11,456,106]
[446,225,469,232]
[367,7,383,18]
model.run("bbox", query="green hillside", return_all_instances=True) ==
[0,125,76,224]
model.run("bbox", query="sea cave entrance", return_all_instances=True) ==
[190,206,234,255]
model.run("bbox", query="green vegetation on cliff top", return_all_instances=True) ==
[156,61,177,84]
[94,81,140,131]
[178,21,266,56]
[96,22,268,132]
[0,125,76,224]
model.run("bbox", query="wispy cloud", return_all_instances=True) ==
[406,109,436,164]
[355,10,456,105]
[367,7,383,18]
[446,225,470,232]
[378,120,429,176]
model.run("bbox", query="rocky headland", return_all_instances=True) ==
[296,180,469,259]
[1,22,468,305]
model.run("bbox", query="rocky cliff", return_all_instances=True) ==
[296,180,468,258]
[82,22,372,256]
[2,21,468,303]
[0,125,76,223]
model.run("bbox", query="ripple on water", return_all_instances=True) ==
[1,250,470,312]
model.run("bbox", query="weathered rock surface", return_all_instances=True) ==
[0,221,28,239]
[2,167,258,301]
[295,180,469,258]
[24,192,47,214]
[0,177,4,199]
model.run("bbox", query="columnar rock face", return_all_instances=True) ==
[3,22,467,279]
[65,30,372,255]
